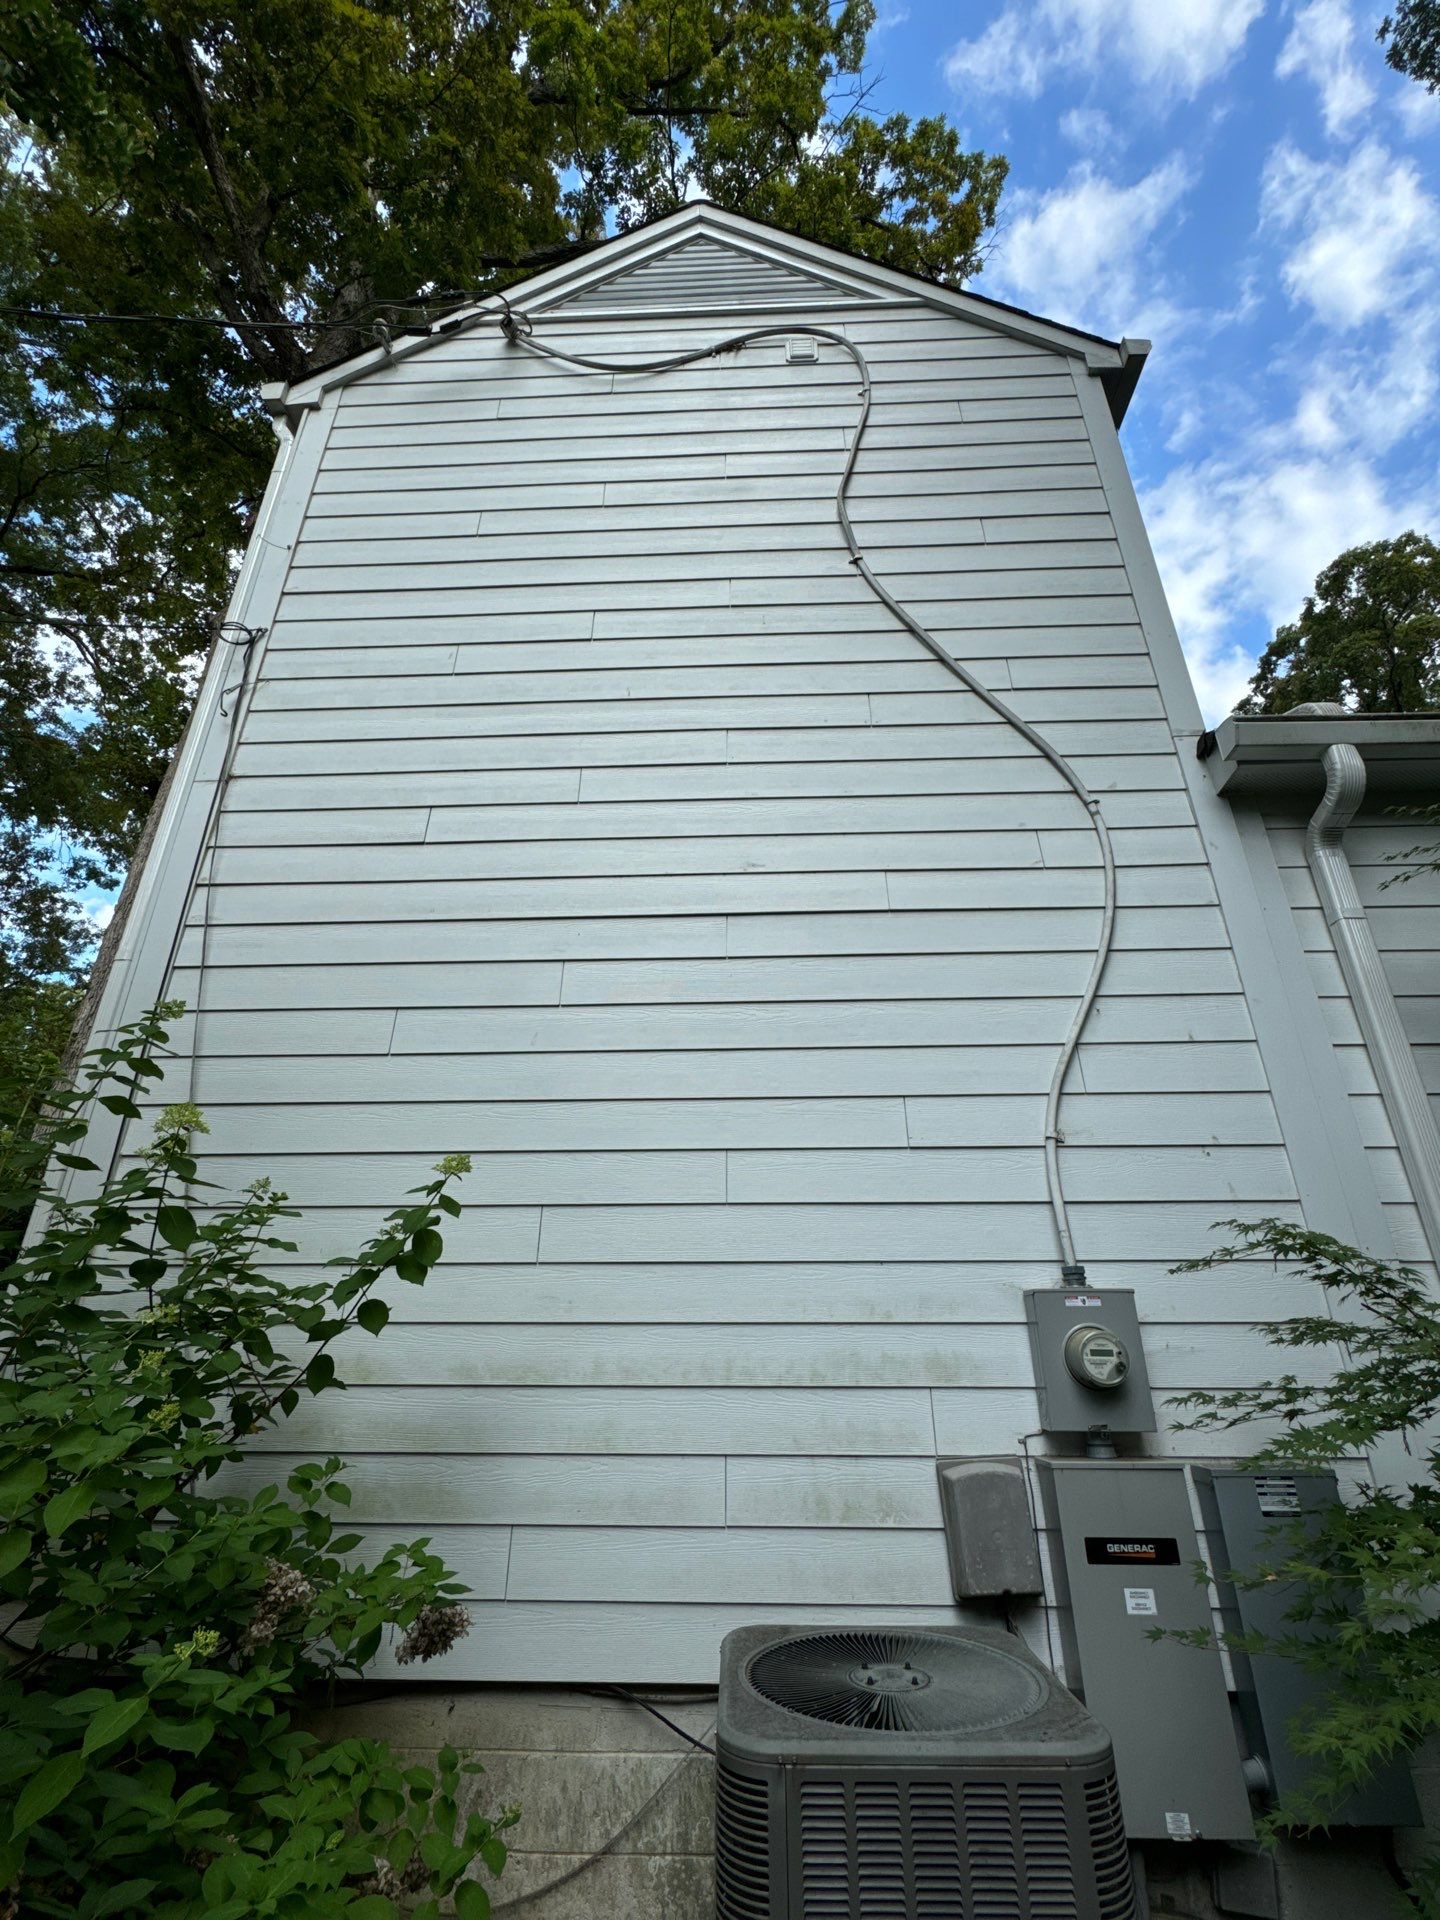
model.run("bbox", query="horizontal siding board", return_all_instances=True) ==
[315,1261,1306,1327]
[211,829,1053,884]
[200,872,893,924]
[533,1201,1292,1264]
[263,633,1147,679]
[419,793,1192,844]
[503,1527,953,1604]
[221,1454,724,1526]
[721,1145,1293,1204]
[195,869,1212,929]
[340,1324,1032,1388]
[170,960,565,1009]
[573,754,1183,800]
[906,1091,1281,1147]
[378,996,1254,1054]
[178,1150,727,1205]
[175,1045,1133,1101]
[175,1143,1285,1211]
[258,1385,948,1456]
[556,950,1236,1004]
[161,1098,910,1152]
[725,1458,948,1528]
[176,905,1226,969]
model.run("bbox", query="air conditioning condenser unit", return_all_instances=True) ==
[715,1623,1136,1920]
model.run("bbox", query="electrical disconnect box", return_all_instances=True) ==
[935,1456,1044,1602]
[1038,1459,1254,1843]
[1199,1468,1421,1828]
[1024,1288,1155,1438]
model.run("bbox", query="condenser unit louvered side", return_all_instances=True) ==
[716,1626,1137,1920]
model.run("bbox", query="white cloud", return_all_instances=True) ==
[1145,441,1439,721]
[1058,106,1121,155]
[1147,455,1397,717]
[987,157,1193,337]
[1275,0,1376,135]
[945,0,1263,104]
[1396,81,1440,137]
[1261,139,1440,328]
[872,2,910,34]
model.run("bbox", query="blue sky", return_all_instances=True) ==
[863,0,1440,720]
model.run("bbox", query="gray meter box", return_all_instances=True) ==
[1201,1469,1420,1827]
[1038,1460,1254,1842]
[1025,1288,1155,1435]
[935,1456,1044,1601]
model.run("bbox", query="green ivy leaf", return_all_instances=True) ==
[356,1300,389,1336]
[394,1254,426,1285]
[12,1747,84,1832]
[0,1529,31,1579]
[147,1715,214,1754]
[81,1694,149,1756]
[44,1481,97,1537]
[155,1206,198,1251]
[97,1095,142,1119]
[412,1229,444,1266]
[0,1461,45,1517]
[347,1899,400,1920]
[305,1354,336,1394]
[455,1881,491,1919]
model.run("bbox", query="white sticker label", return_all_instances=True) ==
[1165,1810,1195,1841]
[1064,1294,1102,1307]
[1124,1587,1157,1616]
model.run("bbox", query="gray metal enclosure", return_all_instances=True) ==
[78,203,1436,1689]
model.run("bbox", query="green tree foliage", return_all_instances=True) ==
[1380,1,1440,90]
[1170,1220,1440,1910]
[0,1002,517,1918]
[1241,531,1440,714]
[0,1,1007,1041]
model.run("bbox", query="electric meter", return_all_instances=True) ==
[1063,1323,1130,1392]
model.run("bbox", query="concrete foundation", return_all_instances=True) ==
[313,1686,1425,1920]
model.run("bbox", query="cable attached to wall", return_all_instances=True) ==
[499,306,1117,1280]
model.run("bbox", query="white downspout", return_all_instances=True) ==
[1293,703,1440,1265]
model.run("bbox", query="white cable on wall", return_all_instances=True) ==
[500,308,1118,1278]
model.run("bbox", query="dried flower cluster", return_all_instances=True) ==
[394,1602,470,1666]
[241,1558,318,1653]
[361,1853,431,1899]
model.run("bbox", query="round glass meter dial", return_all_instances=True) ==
[1062,1323,1130,1392]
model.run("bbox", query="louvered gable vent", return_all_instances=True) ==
[544,233,882,314]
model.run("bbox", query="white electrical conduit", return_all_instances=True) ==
[500,308,1117,1277]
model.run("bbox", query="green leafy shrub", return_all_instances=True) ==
[1170,1219,1440,1909]
[0,1002,516,1918]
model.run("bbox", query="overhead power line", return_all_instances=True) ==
[0,294,487,340]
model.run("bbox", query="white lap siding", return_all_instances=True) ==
[147,274,1309,1680]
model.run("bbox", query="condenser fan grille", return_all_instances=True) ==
[746,1629,1048,1734]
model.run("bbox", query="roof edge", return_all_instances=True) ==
[276,202,1138,409]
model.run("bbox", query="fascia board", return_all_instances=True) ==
[55,394,339,1198]
[278,202,1131,408]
